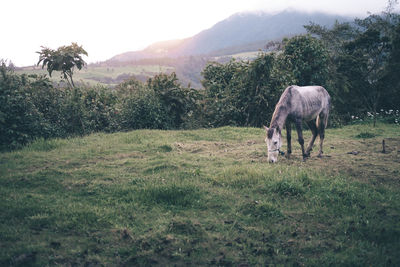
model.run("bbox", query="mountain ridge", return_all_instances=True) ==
[108,9,352,62]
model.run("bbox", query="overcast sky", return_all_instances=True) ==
[2,0,395,66]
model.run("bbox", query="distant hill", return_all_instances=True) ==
[110,39,186,61]
[109,9,351,62]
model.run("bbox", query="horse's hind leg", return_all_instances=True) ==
[305,120,318,157]
[316,113,328,157]
[295,118,306,159]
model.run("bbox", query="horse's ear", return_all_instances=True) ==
[263,126,269,132]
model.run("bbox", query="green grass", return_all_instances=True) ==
[1,124,399,266]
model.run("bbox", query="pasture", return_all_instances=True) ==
[16,65,174,86]
[0,124,399,266]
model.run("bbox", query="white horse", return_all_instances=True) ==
[265,85,331,163]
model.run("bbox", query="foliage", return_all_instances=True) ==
[340,15,395,125]
[1,63,205,149]
[117,73,202,130]
[306,10,400,124]
[281,35,330,86]
[0,63,119,150]
[201,53,294,127]
[82,85,120,132]
[119,83,171,130]
[147,73,200,129]
[201,59,245,126]
[0,62,44,149]
[37,43,88,88]
[350,109,400,125]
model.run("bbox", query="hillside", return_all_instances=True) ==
[109,10,351,62]
[1,124,399,265]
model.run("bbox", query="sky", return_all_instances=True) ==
[2,0,395,66]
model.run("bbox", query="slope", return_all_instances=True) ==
[110,9,351,62]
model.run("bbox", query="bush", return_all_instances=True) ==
[201,54,293,127]
[0,63,45,149]
[120,85,172,130]
[0,63,122,150]
[82,85,120,133]
[148,73,201,129]
[0,66,205,150]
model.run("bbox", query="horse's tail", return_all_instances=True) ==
[317,91,330,130]
[316,113,328,129]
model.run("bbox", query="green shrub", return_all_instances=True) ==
[0,63,45,149]
[355,132,377,139]
[120,86,172,130]
[201,54,293,127]
[82,85,119,133]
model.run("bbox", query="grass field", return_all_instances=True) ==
[1,124,399,266]
[16,65,174,86]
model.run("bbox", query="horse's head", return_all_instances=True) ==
[264,126,282,163]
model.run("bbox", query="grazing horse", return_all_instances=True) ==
[264,85,331,163]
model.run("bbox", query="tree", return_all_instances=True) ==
[305,1,400,124]
[37,43,88,87]
[147,72,199,128]
[201,60,245,126]
[282,35,330,86]
[335,12,400,125]
[384,21,400,107]
[230,53,294,127]
[201,54,294,127]
[342,20,391,125]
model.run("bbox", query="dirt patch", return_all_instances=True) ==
[174,136,400,187]
[174,140,265,161]
[303,137,400,186]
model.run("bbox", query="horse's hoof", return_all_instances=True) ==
[317,154,323,158]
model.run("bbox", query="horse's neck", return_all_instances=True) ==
[270,105,288,129]
[270,87,293,129]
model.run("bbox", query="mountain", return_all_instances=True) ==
[109,9,351,62]
[110,39,186,61]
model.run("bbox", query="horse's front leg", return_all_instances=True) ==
[286,121,292,158]
[295,118,306,160]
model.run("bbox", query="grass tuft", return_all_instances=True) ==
[354,132,377,138]
[25,138,64,151]
[270,177,307,197]
[137,183,202,208]
[240,201,282,219]
[158,144,173,152]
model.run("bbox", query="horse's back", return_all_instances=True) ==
[290,86,330,120]
[294,85,329,99]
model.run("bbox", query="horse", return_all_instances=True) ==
[264,85,331,163]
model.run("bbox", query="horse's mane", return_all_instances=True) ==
[269,86,293,129]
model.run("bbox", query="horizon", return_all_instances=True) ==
[2,0,396,67]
